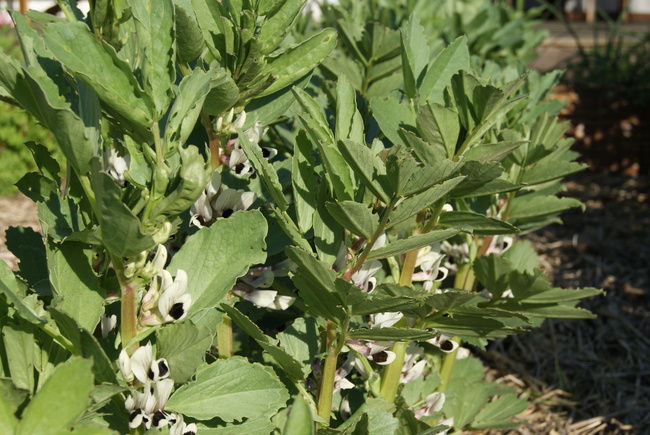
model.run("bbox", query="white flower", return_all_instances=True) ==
[158,269,192,322]
[412,245,448,289]
[370,312,403,329]
[141,245,168,278]
[125,379,175,430]
[240,289,295,310]
[99,314,117,339]
[228,147,255,176]
[189,171,222,227]
[170,414,198,435]
[347,339,396,366]
[400,343,426,384]
[428,335,459,353]
[414,392,446,419]
[351,260,382,293]
[127,343,171,384]
[106,148,130,187]
[486,235,514,255]
[212,189,256,218]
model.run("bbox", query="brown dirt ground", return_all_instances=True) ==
[1,85,648,434]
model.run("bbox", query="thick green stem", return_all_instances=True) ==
[437,338,461,392]
[379,341,407,403]
[112,255,139,353]
[216,313,233,359]
[317,320,339,428]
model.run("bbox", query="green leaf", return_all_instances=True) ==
[49,308,117,384]
[387,177,465,228]
[524,287,602,303]
[15,173,58,203]
[0,388,18,435]
[350,295,427,316]
[168,210,267,314]
[5,226,49,295]
[521,160,587,185]
[42,22,154,130]
[438,211,519,235]
[25,141,61,183]
[325,201,379,240]
[17,358,94,435]
[337,139,391,204]
[47,242,105,333]
[426,292,480,312]
[335,74,360,142]
[502,241,538,273]
[91,171,155,257]
[293,88,355,202]
[286,247,347,324]
[128,0,175,119]
[174,4,205,62]
[443,358,491,429]
[399,129,446,168]
[167,357,289,421]
[221,305,306,381]
[269,207,313,253]
[277,318,319,378]
[370,96,416,147]
[2,323,35,393]
[0,55,97,174]
[419,36,469,104]
[239,128,288,211]
[509,195,584,220]
[471,394,528,430]
[156,322,213,383]
[0,261,45,324]
[348,327,437,341]
[202,69,239,116]
[259,0,304,54]
[283,395,314,435]
[244,73,310,127]
[463,141,527,163]
[366,229,459,261]
[416,103,460,159]
[473,255,512,299]
[400,15,428,98]
[292,131,318,233]
[258,28,337,97]
[165,68,215,148]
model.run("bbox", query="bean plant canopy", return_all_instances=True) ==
[0,0,601,434]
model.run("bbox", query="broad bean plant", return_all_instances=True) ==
[0,0,600,434]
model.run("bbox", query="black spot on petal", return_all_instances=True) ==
[152,410,168,427]
[170,302,185,320]
[129,410,142,423]
[366,281,375,292]
[147,368,155,380]
[435,270,446,281]
[157,360,169,377]
[184,431,197,435]
[222,208,233,218]
[261,147,271,158]
[440,340,454,352]
[372,351,389,363]
[235,163,246,174]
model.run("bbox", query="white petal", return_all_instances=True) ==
[130,343,154,384]
[242,290,278,308]
[338,377,355,390]
[155,379,174,409]
[238,191,256,210]
[124,395,135,412]
[119,349,133,382]
[213,189,240,214]
[371,312,403,329]
[228,148,248,168]
[401,360,427,384]
[425,392,446,413]
[270,295,296,310]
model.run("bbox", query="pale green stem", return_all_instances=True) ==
[437,337,461,392]
[379,341,407,403]
[112,254,139,354]
[40,323,78,355]
[216,313,233,359]
[317,320,338,428]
